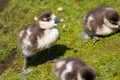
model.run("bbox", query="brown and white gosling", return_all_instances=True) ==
[53,58,96,80]
[18,11,63,74]
[83,6,120,44]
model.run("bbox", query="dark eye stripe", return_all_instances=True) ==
[111,22,117,25]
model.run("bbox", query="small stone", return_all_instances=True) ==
[69,18,75,21]
[57,7,64,12]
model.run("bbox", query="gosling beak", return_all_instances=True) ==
[54,18,63,23]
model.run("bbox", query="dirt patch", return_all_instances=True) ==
[0,24,3,30]
[0,0,10,12]
[0,48,17,75]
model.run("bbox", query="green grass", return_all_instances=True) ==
[0,0,120,80]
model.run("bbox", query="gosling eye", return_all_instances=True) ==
[47,19,50,21]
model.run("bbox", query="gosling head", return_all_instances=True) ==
[34,11,63,29]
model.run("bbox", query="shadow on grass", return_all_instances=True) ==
[27,44,70,67]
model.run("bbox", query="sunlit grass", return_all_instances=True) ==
[0,0,120,80]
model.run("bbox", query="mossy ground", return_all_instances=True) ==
[0,0,120,80]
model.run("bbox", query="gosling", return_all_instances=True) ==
[18,11,63,74]
[83,6,120,44]
[53,58,96,80]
